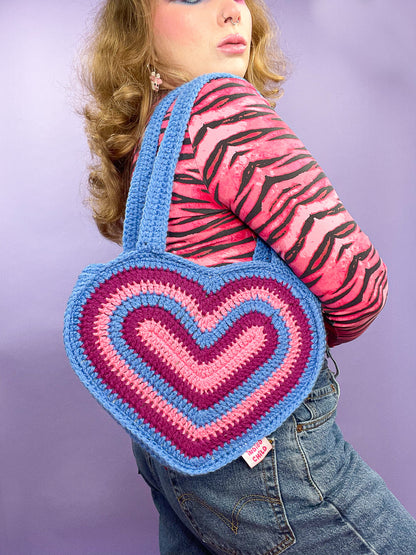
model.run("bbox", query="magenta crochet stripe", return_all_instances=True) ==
[122,308,278,410]
[132,77,388,346]
[78,265,307,319]
[77,266,314,458]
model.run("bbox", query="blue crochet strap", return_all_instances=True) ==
[122,88,181,251]
[123,72,270,260]
[252,238,271,262]
[137,74,233,252]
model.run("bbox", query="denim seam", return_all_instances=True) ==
[166,469,238,553]
[299,405,338,431]
[292,414,324,503]
[164,472,219,552]
[325,499,380,554]
[261,443,296,554]
[176,493,236,554]
[178,492,285,535]
[177,492,292,554]
[306,384,337,401]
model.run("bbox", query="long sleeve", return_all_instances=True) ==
[183,77,388,347]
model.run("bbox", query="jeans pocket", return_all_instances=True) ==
[166,443,296,555]
[293,367,340,432]
[291,368,342,503]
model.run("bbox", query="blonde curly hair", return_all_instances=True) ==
[80,0,287,244]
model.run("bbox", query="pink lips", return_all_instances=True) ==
[217,34,247,55]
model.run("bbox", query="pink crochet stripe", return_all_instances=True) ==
[83,303,309,457]
[138,321,265,384]
[86,267,297,329]
[136,320,265,386]
[78,269,313,457]
[122,308,278,409]
[91,277,299,330]
[80,319,310,457]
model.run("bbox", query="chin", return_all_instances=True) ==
[219,62,248,78]
[230,59,250,77]
[191,60,249,80]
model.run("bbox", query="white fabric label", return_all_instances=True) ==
[242,438,272,468]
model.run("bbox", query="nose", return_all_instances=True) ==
[218,0,242,27]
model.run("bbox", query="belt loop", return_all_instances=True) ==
[326,346,340,377]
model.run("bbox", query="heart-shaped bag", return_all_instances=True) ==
[64,73,326,475]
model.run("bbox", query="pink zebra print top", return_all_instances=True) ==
[132,77,388,347]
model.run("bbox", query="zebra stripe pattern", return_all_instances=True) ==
[133,78,388,346]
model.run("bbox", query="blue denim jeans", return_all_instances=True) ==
[132,358,416,554]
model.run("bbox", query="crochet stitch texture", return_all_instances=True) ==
[64,74,326,475]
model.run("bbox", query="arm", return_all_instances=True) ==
[187,78,388,347]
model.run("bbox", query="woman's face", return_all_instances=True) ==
[152,0,252,81]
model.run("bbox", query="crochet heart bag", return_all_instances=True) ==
[64,74,326,475]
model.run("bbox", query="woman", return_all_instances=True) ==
[80,0,416,553]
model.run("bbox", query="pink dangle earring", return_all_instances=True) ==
[148,65,162,92]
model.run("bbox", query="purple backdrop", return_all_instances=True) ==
[1,1,415,553]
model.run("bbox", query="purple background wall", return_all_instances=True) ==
[1,1,415,553]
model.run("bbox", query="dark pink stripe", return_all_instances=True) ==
[80,265,299,316]
[122,308,278,409]
[78,265,315,458]
[125,298,312,458]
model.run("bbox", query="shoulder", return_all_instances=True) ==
[186,76,278,146]
[190,76,272,116]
